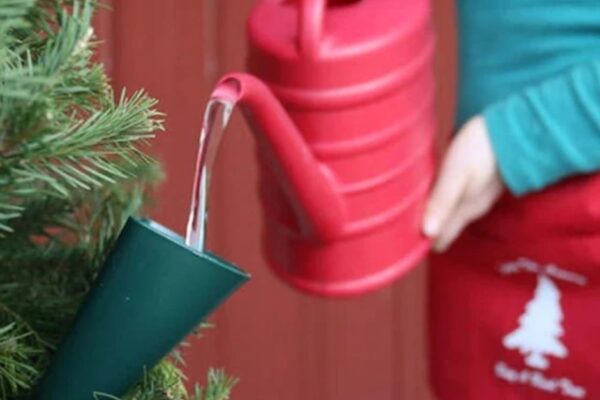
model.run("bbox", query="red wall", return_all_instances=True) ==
[100,1,456,398]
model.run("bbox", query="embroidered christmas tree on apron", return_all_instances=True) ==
[503,275,568,370]
[492,258,590,398]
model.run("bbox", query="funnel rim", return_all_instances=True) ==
[130,217,251,281]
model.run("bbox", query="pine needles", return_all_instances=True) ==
[0,1,238,399]
[117,366,238,400]
[0,322,40,396]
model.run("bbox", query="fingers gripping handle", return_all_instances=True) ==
[298,0,326,57]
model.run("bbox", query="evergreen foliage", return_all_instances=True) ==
[0,1,236,398]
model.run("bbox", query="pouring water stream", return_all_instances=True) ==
[185,97,234,251]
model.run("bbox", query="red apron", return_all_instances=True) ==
[429,173,600,400]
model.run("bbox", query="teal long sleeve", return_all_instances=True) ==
[484,60,600,195]
[456,0,600,195]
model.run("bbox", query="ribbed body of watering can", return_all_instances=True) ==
[216,0,436,296]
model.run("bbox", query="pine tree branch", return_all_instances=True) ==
[0,0,164,232]
[0,320,42,398]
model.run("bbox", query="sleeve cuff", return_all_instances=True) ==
[483,99,540,196]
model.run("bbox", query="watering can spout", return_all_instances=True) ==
[213,73,345,241]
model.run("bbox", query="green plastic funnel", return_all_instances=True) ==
[34,217,249,399]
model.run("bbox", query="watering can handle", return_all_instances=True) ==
[298,0,326,57]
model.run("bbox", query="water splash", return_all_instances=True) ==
[185,98,234,252]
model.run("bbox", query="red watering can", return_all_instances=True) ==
[211,0,436,297]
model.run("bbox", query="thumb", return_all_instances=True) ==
[422,149,469,238]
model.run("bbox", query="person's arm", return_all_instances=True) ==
[423,60,600,251]
[484,59,600,195]
[422,116,503,251]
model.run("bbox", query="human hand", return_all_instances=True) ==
[422,115,505,252]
